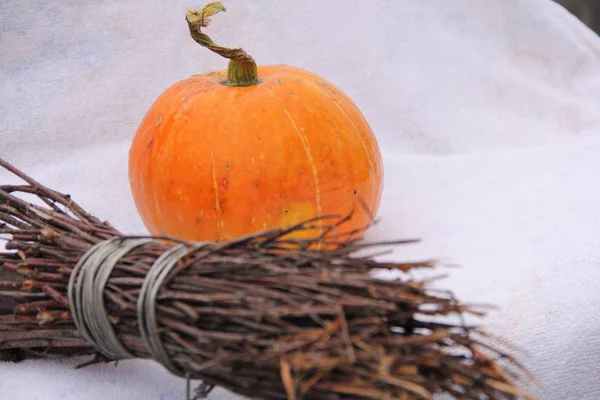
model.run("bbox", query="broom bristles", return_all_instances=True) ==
[0,158,536,400]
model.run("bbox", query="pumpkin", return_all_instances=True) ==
[128,2,383,245]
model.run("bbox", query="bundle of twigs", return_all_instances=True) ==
[0,157,535,399]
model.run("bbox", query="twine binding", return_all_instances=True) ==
[67,238,153,360]
[137,242,208,377]
[68,237,208,379]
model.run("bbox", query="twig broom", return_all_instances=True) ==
[0,158,535,399]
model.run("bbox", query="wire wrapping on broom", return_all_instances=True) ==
[68,238,211,376]
[137,241,209,378]
[67,237,215,397]
[68,238,152,360]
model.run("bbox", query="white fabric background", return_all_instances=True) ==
[1,0,600,399]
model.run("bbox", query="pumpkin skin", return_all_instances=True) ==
[128,64,383,244]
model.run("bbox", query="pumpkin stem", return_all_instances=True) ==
[186,2,259,87]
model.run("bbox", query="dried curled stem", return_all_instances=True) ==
[0,157,537,399]
[186,2,259,86]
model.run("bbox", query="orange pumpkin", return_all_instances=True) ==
[128,2,383,245]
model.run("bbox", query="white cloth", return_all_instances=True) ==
[2,0,600,398]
